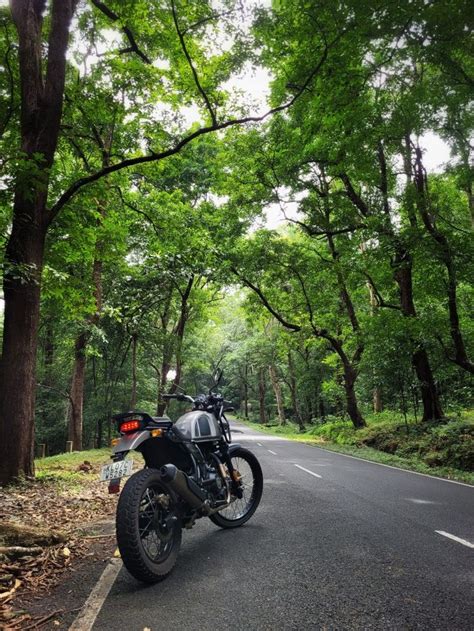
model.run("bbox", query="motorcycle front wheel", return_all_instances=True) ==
[116,468,182,583]
[209,447,263,529]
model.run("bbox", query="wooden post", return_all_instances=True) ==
[39,444,46,458]
[66,441,73,453]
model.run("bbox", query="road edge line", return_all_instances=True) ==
[68,557,122,631]
[308,446,474,488]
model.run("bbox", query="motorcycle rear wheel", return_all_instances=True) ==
[209,447,263,529]
[116,468,181,583]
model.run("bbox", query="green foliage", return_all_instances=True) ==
[2,0,472,469]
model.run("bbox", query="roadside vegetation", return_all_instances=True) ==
[239,412,474,485]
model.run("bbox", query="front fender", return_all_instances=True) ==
[228,443,242,456]
[112,430,151,455]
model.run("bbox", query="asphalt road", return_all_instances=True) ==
[92,421,474,631]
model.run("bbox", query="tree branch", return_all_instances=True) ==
[339,173,371,217]
[291,267,318,335]
[282,210,365,237]
[47,42,333,223]
[115,186,162,237]
[182,10,234,36]
[90,0,151,64]
[233,269,301,332]
[363,272,401,310]
[171,0,216,126]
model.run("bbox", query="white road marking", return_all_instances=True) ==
[268,449,277,455]
[68,557,122,631]
[257,442,262,447]
[312,447,474,488]
[294,464,322,479]
[406,498,439,505]
[435,530,474,549]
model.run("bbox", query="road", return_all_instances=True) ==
[91,421,474,630]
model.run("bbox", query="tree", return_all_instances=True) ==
[0,0,331,483]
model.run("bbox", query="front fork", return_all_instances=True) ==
[221,443,243,499]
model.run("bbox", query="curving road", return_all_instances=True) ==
[90,421,474,631]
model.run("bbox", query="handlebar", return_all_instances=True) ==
[161,392,234,410]
[162,393,195,403]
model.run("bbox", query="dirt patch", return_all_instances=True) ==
[0,461,118,629]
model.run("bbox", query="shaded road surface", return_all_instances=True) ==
[93,421,474,630]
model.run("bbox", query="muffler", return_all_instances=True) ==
[160,464,211,515]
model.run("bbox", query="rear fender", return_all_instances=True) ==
[112,430,151,455]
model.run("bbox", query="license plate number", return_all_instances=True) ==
[100,459,134,482]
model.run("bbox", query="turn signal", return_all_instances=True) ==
[111,438,120,447]
[151,429,163,438]
[120,420,141,433]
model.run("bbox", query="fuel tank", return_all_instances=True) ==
[174,411,222,442]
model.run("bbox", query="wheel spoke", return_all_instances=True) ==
[219,455,256,521]
[137,484,176,563]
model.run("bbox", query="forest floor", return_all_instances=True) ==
[0,449,121,630]
[239,410,474,485]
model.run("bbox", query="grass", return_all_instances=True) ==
[35,448,112,486]
[238,411,474,485]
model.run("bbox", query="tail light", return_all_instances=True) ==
[120,419,141,433]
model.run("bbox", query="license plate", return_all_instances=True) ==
[100,459,134,482]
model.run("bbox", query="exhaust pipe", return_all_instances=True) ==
[160,464,211,515]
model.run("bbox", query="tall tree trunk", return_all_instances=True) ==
[0,0,77,484]
[157,277,193,415]
[0,224,45,481]
[67,331,87,450]
[130,334,138,409]
[287,351,304,429]
[366,271,383,413]
[241,364,249,419]
[268,364,286,425]
[243,375,249,419]
[43,317,55,386]
[258,368,267,424]
[350,142,443,423]
[319,399,326,421]
[156,362,169,416]
[327,336,365,428]
[325,224,365,427]
[97,416,103,449]
[394,260,444,421]
[67,241,105,449]
[414,147,474,374]
[342,363,365,428]
[373,388,383,413]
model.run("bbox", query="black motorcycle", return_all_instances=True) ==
[100,390,263,583]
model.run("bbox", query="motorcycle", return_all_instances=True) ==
[100,387,263,583]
